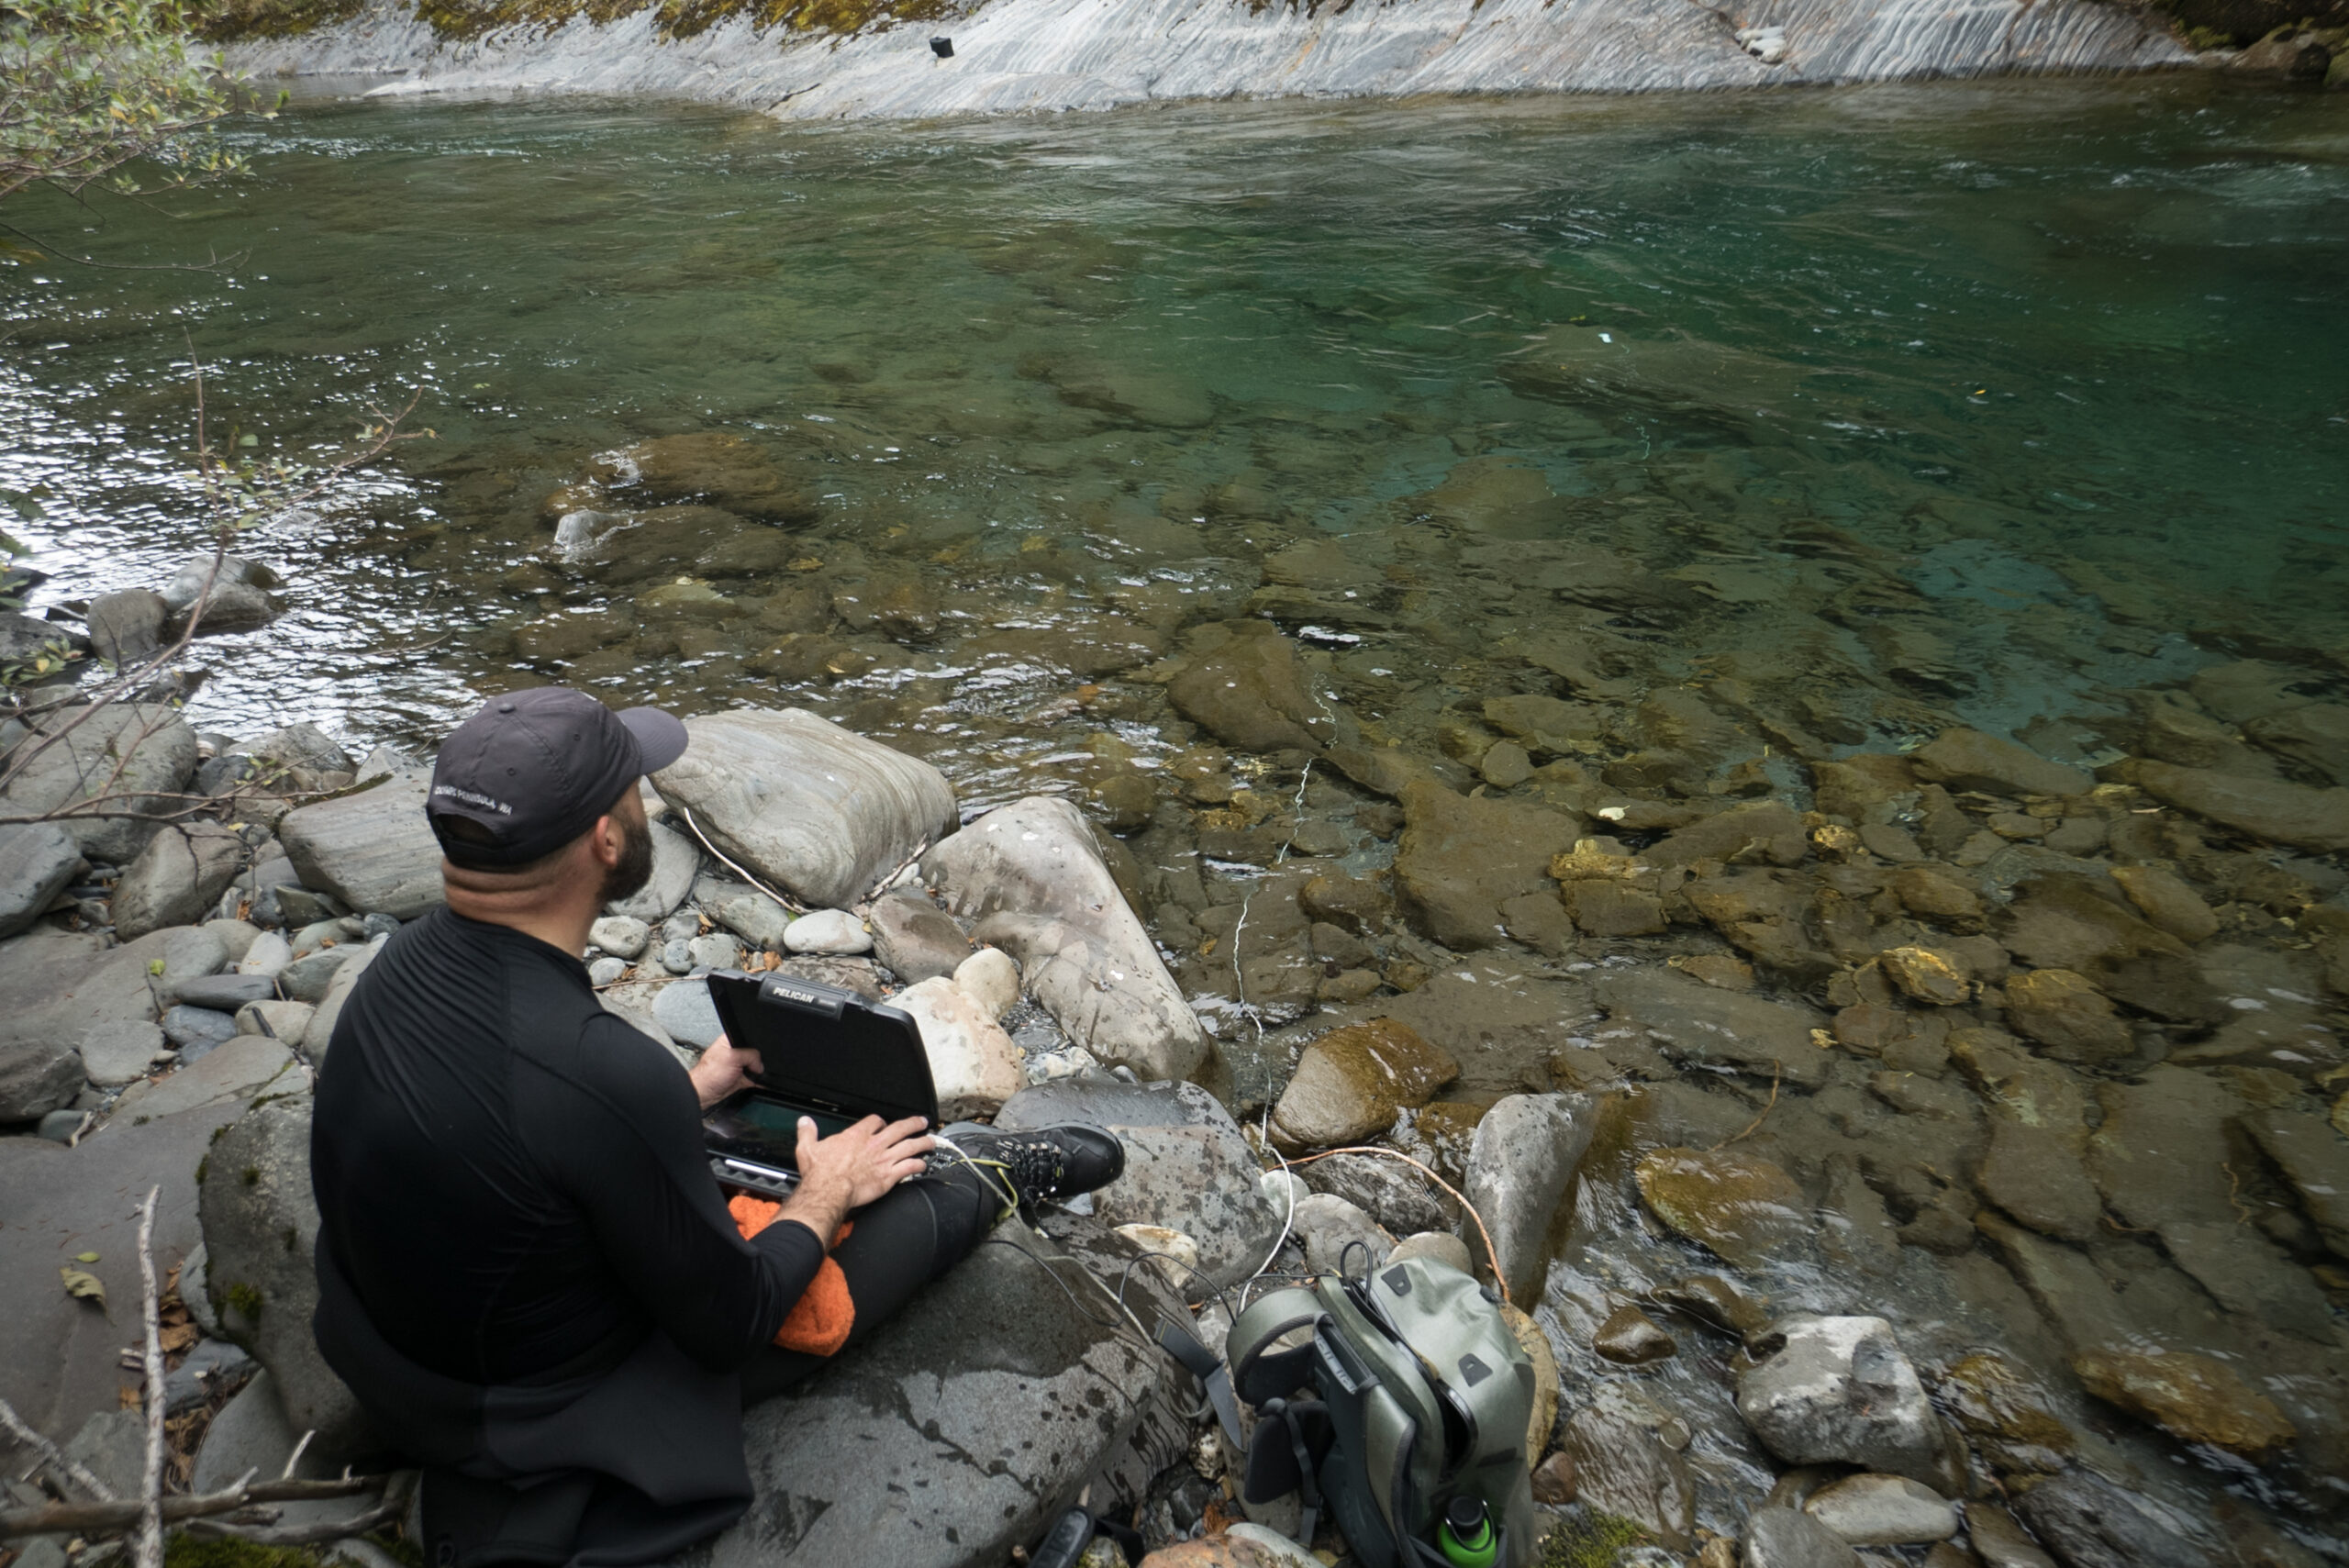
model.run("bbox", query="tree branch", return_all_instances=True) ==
[0,1477,387,1540]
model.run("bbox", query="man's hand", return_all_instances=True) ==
[689,1033,764,1110]
[775,1115,935,1245]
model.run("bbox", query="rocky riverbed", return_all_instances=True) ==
[2,506,2346,1568]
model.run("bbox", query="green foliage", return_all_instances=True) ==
[0,0,260,207]
[1537,1510,1654,1568]
[165,1533,326,1568]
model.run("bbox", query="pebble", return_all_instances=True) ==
[37,1107,85,1143]
[161,1004,239,1053]
[236,929,294,978]
[687,933,744,972]
[784,908,873,956]
[590,915,651,960]
[588,956,629,987]
[660,939,694,974]
[1594,1304,1678,1364]
[953,946,1020,1019]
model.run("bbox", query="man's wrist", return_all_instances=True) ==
[775,1171,852,1246]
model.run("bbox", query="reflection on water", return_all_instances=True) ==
[6,71,2348,1554]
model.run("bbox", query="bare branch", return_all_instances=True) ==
[0,1476,386,1540]
[184,1471,417,1548]
[135,1186,164,1568]
[0,1396,115,1503]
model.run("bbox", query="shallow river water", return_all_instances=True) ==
[6,72,2349,1562]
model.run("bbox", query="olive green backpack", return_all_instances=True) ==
[1224,1251,1538,1568]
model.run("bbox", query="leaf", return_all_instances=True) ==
[61,1266,106,1307]
[160,1320,198,1353]
[148,959,165,976]
[75,1251,98,1262]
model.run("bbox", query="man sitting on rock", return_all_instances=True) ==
[308,687,1123,1568]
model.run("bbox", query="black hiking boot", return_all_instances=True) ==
[945,1122,1126,1210]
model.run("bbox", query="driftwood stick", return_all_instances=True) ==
[136,1186,165,1568]
[0,1396,115,1503]
[184,1471,417,1547]
[0,1476,384,1539]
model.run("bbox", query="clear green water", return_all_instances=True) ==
[4,76,2345,786]
[7,73,2349,1547]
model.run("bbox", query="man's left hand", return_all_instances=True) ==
[690,1033,764,1109]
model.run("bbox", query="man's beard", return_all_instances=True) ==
[599,815,655,906]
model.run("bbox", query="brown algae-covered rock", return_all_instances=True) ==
[1909,728,2090,799]
[1634,1147,1810,1269]
[2003,968,2133,1062]
[1394,780,1583,949]
[2127,760,2349,854]
[1880,945,1974,1006]
[2072,1349,2296,1457]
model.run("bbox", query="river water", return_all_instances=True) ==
[6,73,2348,1559]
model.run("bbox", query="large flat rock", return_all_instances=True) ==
[1594,967,1829,1086]
[0,925,228,1120]
[652,708,956,910]
[708,1219,1168,1568]
[277,771,446,919]
[0,1100,239,1470]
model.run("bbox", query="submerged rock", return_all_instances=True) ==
[2002,967,2132,1062]
[655,708,956,910]
[1393,780,1583,949]
[2010,1469,2221,1568]
[1933,1352,2074,1476]
[1593,1304,1676,1365]
[1166,621,1334,754]
[1269,1018,1457,1150]
[1559,1385,1696,1551]
[2243,1107,2349,1259]
[1909,728,2090,799]
[1735,1316,1950,1490]
[1633,1147,1810,1270]
[927,796,1208,1082]
[2127,760,2349,853]
[1596,968,1830,1086]
[2071,1349,2296,1458]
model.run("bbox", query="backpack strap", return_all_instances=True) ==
[1226,1285,1328,1405]
[1241,1397,1330,1548]
[1154,1315,1242,1450]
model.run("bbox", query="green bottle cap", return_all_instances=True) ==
[1437,1496,1497,1568]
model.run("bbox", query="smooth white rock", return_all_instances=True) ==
[783,908,872,956]
[953,946,1020,1019]
[1804,1474,1958,1546]
[893,975,1024,1121]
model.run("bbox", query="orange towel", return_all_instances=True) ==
[729,1193,856,1357]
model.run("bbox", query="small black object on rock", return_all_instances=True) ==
[929,35,953,57]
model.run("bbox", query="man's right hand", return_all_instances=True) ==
[774,1114,934,1244]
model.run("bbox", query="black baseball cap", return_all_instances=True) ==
[426,687,689,870]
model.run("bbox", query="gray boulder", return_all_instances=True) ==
[80,1018,168,1085]
[1463,1092,1597,1302]
[113,823,247,941]
[278,943,361,1004]
[651,976,722,1049]
[162,556,277,635]
[0,925,225,1119]
[651,708,956,910]
[244,723,353,775]
[277,771,444,918]
[1595,967,1830,1086]
[85,589,170,667]
[604,817,698,923]
[868,891,971,983]
[1288,1193,1395,1274]
[196,1095,373,1459]
[172,973,277,1010]
[0,821,80,938]
[191,1370,372,1534]
[1736,1316,1953,1491]
[926,797,1208,1082]
[711,1218,1170,1568]
[1742,1507,1864,1568]
[996,1079,1277,1289]
[112,1034,293,1120]
[0,704,198,863]
[161,1004,239,1056]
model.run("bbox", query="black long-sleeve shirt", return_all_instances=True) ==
[311,906,822,1385]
